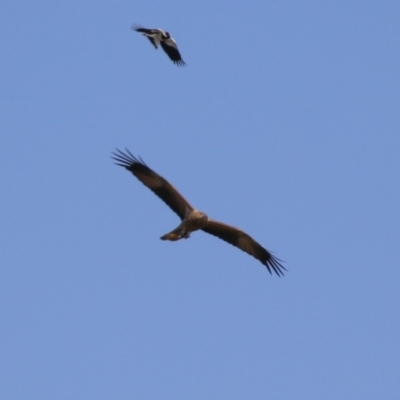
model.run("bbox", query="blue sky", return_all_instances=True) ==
[1,1,399,399]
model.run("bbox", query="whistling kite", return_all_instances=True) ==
[132,24,186,66]
[112,149,285,276]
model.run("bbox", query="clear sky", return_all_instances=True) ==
[1,1,399,399]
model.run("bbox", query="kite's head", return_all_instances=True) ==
[198,211,209,226]
[196,211,208,221]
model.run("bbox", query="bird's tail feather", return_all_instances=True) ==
[160,232,181,241]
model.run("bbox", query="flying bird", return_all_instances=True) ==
[112,149,286,276]
[132,24,186,66]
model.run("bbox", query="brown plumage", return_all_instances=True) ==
[112,149,286,276]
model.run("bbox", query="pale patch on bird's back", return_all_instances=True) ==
[164,38,178,50]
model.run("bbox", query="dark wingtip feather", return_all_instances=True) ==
[131,23,143,32]
[174,59,187,67]
[265,255,286,277]
[178,62,187,67]
[111,148,147,169]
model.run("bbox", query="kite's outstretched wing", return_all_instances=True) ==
[202,219,286,276]
[112,149,194,220]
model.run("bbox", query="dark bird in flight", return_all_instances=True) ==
[132,24,186,66]
[112,149,285,276]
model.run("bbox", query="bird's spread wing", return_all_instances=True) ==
[132,24,158,35]
[160,40,186,66]
[202,219,286,276]
[112,149,194,220]
[132,25,158,48]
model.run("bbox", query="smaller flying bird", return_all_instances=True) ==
[112,149,286,276]
[132,24,186,66]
